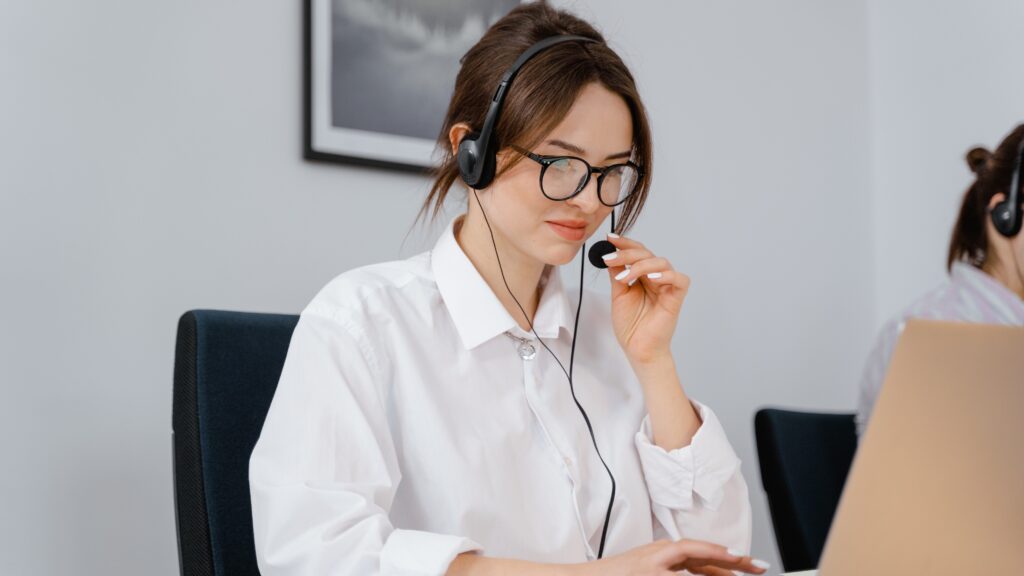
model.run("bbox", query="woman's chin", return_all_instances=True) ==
[543,245,585,266]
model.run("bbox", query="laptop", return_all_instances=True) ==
[782,320,1024,575]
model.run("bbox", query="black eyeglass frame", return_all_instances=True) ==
[510,145,644,207]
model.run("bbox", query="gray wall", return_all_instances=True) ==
[867,0,1024,328]
[4,1,1007,575]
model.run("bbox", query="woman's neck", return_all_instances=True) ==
[455,209,547,332]
[982,255,1024,301]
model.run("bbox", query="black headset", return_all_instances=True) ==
[991,137,1024,238]
[456,34,620,560]
[457,35,599,190]
[456,34,619,265]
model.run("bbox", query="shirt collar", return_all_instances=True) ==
[431,215,573,350]
[950,261,1024,323]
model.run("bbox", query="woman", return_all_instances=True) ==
[857,124,1024,434]
[249,3,767,575]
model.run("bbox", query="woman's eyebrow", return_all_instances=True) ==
[545,139,632,161]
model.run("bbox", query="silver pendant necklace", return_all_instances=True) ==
[503,330,537,360]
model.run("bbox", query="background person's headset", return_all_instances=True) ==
[991,137,1024,238]
[455,34,620,559]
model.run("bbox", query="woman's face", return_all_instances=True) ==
[476,81,635,266]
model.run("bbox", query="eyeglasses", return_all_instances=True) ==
[511,145,643,207]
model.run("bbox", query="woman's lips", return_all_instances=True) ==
[546,221,586,241]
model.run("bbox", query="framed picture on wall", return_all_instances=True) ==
[304,0,522,172]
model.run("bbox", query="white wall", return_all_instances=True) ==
[867,0,1024,328]
[572,1,872,570]
[1,1,876,574]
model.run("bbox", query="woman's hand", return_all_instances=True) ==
[603,234,690,365]
[570,539,769,576]
[446,539,769,576]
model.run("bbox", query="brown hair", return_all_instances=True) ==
[947,124,1024,272]
[418,0,653,234]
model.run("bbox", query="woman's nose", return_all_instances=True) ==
[567,175,602,214]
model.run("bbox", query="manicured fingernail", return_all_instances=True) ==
[614,269,629,281]
[647,272,662,279]
[607,232,620,238]
[726,548,743,557]
[601,251,618,261]
[627,278,637,287]
[752,559,770,570]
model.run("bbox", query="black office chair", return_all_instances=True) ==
[754,408,858,573]
[172,310,299,576]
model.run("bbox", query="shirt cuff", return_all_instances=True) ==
[380,529,483,576]
[634,400,741,511]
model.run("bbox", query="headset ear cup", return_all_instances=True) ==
[992,202,1011,237]
[457,131,499,190]
[457,133,481,188]
[991,201,1022,238]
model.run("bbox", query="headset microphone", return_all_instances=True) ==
[588,210,618,269]
[587,241,616,269]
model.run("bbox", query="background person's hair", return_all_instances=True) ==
[948,123,1024,272]
[419,0,654,235]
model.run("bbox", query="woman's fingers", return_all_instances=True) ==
[656,539,733,567]
[605,233,646,251]
[659,541,769,575]
[610,257,671,282]
[609,257,690,295]
[600,237,685,291]
[681,557,769,574]
[639,267,691,295]
[687,565,741,576]
[600,247,653,268]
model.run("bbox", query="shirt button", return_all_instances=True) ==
[517,341,537,360]
[563,456,572,466]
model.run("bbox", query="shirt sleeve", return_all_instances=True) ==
[249,310,483,576]
[856,318,904,436]
[633,400,752,553]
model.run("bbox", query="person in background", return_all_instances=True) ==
[857,124,1024,434]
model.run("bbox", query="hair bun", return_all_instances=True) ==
[965,146,992,175]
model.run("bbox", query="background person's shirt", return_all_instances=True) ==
[857,261,1024,435]
[248,215,752,576]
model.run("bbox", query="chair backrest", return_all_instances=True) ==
[754,408,857,572]
[172,309,299,576]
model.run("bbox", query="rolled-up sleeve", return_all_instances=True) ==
[633,400,751,553]
[249,310,482,576]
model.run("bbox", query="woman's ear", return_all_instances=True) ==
[988,192,1007,211]
[449,123,473,156]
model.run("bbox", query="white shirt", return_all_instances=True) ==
[857,261,1024,434]
[249,215,752,576]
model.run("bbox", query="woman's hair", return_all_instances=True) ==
[419,0,653,234]
[947,124,1024,272]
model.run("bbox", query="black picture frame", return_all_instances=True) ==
[303,0,521,174]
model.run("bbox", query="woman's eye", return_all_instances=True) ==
[550,158,572,172]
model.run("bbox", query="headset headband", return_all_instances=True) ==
[458,35,600,189]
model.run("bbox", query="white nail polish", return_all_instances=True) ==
[726,548,742,557]
[601,251,618,261]
[752,559,770,570]
[627,277,637,287]
[647,272,662,279]
[607,232,620,238]
[614,269,629,281]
